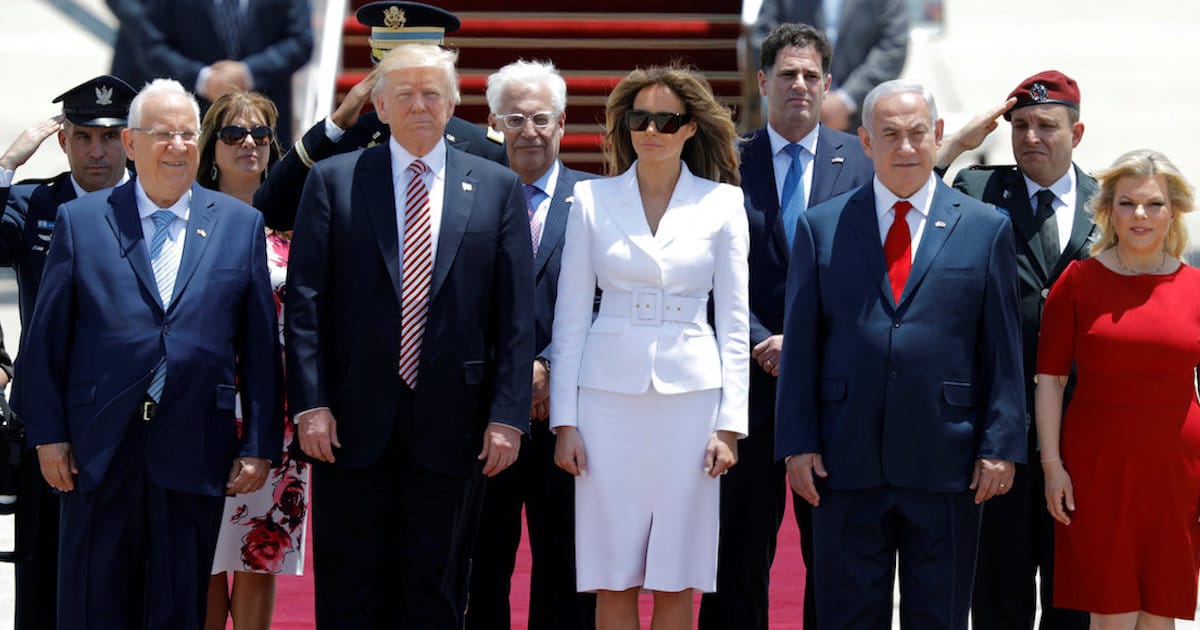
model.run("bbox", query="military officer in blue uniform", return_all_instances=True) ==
[0,73,137,630]
[254,1,505,229]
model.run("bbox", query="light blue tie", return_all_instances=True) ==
[146,210,176,402]
[780,143,808,250]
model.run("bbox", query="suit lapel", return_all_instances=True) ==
[810,126,849,211]
[359,145,403,304]
[605,166,658,259]
[998,169,1054,278]
[1053,166,1098,277]
[430,148,474,302]
[743,131,790,260]
[653,164,700,250]
[900,183,961,308]
[167,184,218,311]
[104,182,160,310]
[844,185,893,305]
[534,165,576,275]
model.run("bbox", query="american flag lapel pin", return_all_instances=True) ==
[462,182,473,192]
[831,157,845,164]
[196,228,208,238]
[565,196,574,204]
[934,221,947,228]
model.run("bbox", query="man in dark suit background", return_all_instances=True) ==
[937,70,1094,630]
[137,0,312,144]
[698,22,871,630]
[253,2,505,232]
[0,74,137,630]
[465,59,597,630]
[286,43,534,628]
[15,79,281,629]
[752,0,909,130]
[776,79,1025,629]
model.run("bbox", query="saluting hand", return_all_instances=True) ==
[0,115,63,172]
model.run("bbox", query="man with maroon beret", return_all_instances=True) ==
[938,70,1094,630]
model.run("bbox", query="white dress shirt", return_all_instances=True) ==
[767,123,819,210]
[134,180,190,304]
[389,137,447,271]
[873,174,936,260]
[1022,168,1077,253]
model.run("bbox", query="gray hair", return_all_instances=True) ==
[127,79,201,129]
[485,59,567,114]
[372,44,461,105]
[861,80,938,137]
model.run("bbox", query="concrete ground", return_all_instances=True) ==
[0,0,1198,627]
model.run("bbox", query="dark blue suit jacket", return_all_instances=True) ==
[15,183,282,496]
[533,164,596,358]
[0,172,78,332]
[775,179,1025,491]
[139,0,312,143]
[285,144,535,475]
[740,126,873,430]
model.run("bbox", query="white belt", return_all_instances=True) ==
[599,288,708,326]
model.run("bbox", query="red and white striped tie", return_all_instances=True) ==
[399,159,433,388]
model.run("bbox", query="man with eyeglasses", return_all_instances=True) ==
[252,1,505,232]
[0,73,137,630]
[698,23,872,630]
[466,59,597,630]
[15,78,281,629]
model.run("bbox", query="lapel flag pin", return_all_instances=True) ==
[462,182,473,192]
[1002,189,1011,200]
[934,221,947,228]
[196,228,208,238]
[831,157,845,164]
[565,196,574,204]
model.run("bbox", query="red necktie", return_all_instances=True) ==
[884,200,913,304]
[399,160,432,388]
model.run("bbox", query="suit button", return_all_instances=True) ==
[1041,288,1050,299]
[163,325,173,335]
[893,321,901,328]
[890,370,898,379]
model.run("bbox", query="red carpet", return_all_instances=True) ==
[264,493,809,628]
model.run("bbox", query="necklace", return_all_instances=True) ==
[1114,248,1168,275]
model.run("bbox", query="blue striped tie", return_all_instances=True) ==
[780,143,807,250]
[146,210,176,402]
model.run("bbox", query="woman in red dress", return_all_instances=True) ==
[1037,149,1200,629]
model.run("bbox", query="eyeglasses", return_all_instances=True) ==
[497,111,558,129]
[131,128,200,144]
[624,110,692,134]
[218,125,274,146]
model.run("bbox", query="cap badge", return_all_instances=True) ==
[1029,82,1048,103]
[95,85,114,106]
[383,6,407,28]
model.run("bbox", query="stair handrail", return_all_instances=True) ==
[293,0,348,139]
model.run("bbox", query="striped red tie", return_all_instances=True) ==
[399,159,433,388]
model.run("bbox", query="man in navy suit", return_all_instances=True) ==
[286,44,534,628]
[138,0,312,143]
[698,22,871,630]
[15,79,281,629]
[776,80,1025,629]
[0,74,137,630]
[466,59,597,630]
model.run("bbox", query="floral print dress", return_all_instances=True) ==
[210,231,309,575]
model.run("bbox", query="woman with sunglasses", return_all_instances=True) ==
[550,65,749,629]
[197,91,309,630]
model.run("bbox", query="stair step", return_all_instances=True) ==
[348,0,738,14]
[343,15,741,39]
[335,72,742,95]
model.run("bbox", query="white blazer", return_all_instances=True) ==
[550,161,750,435]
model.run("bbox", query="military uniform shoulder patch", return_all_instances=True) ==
[486,126,505,145]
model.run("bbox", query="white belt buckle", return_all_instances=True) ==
[631,287,663,326]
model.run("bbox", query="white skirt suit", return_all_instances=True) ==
[550,161,750,592]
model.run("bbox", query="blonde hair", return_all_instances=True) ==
[372,44,460,105]
[1088,149,1194,258]
[603,65,739,185]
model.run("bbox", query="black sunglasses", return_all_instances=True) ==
[624,110,692,134]
[218,125,274,146]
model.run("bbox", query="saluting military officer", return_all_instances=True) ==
[937,70,1095,630]
[253,1,505,230]
[0,73,137,630]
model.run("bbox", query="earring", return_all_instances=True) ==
[210,165,219,181]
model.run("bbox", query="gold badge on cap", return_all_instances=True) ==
[384,6,407,28]
[1029,83,1048,102]
[95,85,114,106]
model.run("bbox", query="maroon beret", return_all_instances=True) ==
[1004,70,1080,120]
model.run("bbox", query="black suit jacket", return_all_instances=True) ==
[953,163,1097,423]
[533,164,596,358]
[285,143,535,475]
[139,0,313,143]
[0,172,78,333]
[740,125,873,429]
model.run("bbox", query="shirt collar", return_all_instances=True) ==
[390,137,447,181]
[69,169,130,200]
[873,173,936,223]
[767,122,821,159]
[1022,167,1075,205]
[134,180,190,222]
[530,160,560,199]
